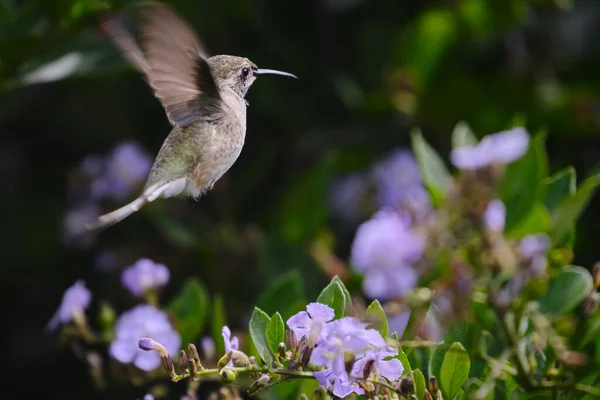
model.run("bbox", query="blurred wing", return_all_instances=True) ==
[102,3,224,127]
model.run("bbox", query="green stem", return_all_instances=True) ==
[172,366,315,382]
[574,383,600,396]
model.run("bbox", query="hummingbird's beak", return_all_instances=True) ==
[254,68,297,79]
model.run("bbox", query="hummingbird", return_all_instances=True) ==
[86,2,296,230]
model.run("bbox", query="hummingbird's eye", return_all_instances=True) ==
[241,67,250,78]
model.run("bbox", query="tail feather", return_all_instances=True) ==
[85,178,187,231]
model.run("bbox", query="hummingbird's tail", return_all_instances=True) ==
[84,178,187,231]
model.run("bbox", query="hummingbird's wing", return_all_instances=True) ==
[102,3,224,127]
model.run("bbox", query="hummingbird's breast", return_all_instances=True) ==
[188,118,246,196]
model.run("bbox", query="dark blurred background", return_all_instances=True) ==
[2,0,600,398]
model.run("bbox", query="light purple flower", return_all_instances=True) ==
[287,303,335,346]
[109,304,180,371]
[519,234,551,259]
[387,310,411,339]
[47,280,91,330]
[310,317,399,396]
[329,174,369,222]
[222,326,239,367]
[519,234,551,274]
[313,369,364,398]
[350,209,425,300]
[89,141,152,201]
[350,350,403,381]
[310,318,385,372]
[121,258,169,297]
[371,149,425,209]
[201,336,216,360]
[484,199,506,232]
[450,127,530,170]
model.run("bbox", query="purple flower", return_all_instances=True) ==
[371,149,426,210]
[88,141,152,201]
[222,326,239,367]
[387,310,411,339]
[121,258,170,297]
[350,350,403,381]
[201,336,216,360]
[329,174,369,223]
[47,280,91,330]
[519,234,551,274]
[310,318,385,372]
[484,200,506,232]
[350,209,425,300]
[450,127,529,170]
[310,317,399,396]
[313,369,364,398]
[109,304,180,371]
[287,303,335,346]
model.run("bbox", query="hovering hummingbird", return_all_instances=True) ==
[86,2,296,230]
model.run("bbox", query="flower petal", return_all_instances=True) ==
[306,303,335,322]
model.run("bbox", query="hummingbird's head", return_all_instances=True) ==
[207,55,296,98]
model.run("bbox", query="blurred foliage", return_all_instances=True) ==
[3,0,600,398]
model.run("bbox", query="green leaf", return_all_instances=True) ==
[451,121,478,149]
[211,294,226,356]
[413,368,426,400]
[499,133,548,233]
[411,128,451,204]
[266,312,285,357]
[539,265,593,315]
[249,307,273,365]
[440,342,471,399]
[256,269,305,317]
[316,278,348,319]
[395,347,411,377]
[508,203,551,238]
[365,299,389,337]
[168,279,210,346]
[331,276,352,308]
[543,167,576,212]
[552,170,600,242]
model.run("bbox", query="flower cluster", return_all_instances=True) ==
[450,127,529,170]
[350,209,425,300]
[109,304,181,371]
[288,303,403,397]
[329,148,429,223]
[62,141,151,244]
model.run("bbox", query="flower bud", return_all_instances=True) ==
[162,355,176,378]
[188,357,198,376]
[399,376,413,395]
[231,350,251,367]
[428,376,439,394]
[278,342,287,359]
[247,374,270,395]
[249,356,258,366]
[138,338,168,358]
[423,391,433,400]
[299,395,308,400]
[300,345,313,367]
[178,349,188,373]
[188,343,200,362]
[219,368,237,384]
[99,301,116,331]
[593,262,600,289]
[218,351,233,370]
[286,330,298,352]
